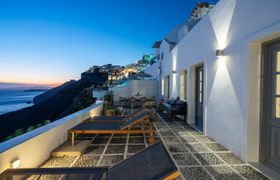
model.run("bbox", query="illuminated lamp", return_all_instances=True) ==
[10,159,21,169]
[216,49,224,57]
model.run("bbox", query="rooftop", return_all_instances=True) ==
[152,41,162,48]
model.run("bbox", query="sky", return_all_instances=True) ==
[0,0,218,85]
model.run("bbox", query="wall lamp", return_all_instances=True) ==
[216,49,224,58]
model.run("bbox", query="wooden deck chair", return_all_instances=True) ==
[0,142,180,180]
[68,112,155,146]
[90,108,145,122]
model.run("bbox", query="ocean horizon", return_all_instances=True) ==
[0,89,46,115]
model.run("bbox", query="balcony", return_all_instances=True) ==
[0,105,269,179]
[0,101,103,173]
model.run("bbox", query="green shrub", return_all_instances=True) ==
[4,135,14,141]
[26,125,35,132]
[13,128,25,136]
[35,123,43,128]
[42,120,51,125]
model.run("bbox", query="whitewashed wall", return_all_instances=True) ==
[112,80,159,103]
[0,102,103,173]
[159,0,280,162]
[144,61,159,80]
[177,25,186,42]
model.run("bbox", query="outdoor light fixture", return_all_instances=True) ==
[172,70,176,74]
[10,159,21,169]
[216,49,224,57]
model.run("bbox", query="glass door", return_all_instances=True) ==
[195,65,204,132]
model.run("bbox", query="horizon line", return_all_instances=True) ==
[0,81,63,87]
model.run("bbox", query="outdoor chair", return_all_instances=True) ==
[140,97,147,108]
[68,112,155,146]
[161,99,187,121]
[150,96,156,107]
[90,108,145,122]
[135,98,141,108]
[125,98,130,108]
[0,142,180,180]
[130,97,136,109]
[119,97,126,107]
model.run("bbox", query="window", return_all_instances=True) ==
[275,51,280,118]
[161,77,164,96]
[180,70,187,100]
[165,75,170,99]
[161,52,164,60]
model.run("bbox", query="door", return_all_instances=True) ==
[165,75,170,99]
[195,65,204,131]
[262,40,280,172]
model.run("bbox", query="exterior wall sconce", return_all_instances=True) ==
[216,49,224,57]
[10,159,21,169]
[172,70,176,74]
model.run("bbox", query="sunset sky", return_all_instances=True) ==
[0,0,217,85]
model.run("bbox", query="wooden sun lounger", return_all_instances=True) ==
[89,108,145,122]
[68,112,155,146]
[0,142,180,180]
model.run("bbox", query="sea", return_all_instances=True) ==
[0,89,46,115]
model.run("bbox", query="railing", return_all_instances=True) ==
[0,101,103,173]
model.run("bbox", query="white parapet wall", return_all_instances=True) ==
[0,101,103,173]
[112,80,159,103]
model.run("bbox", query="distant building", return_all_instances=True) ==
[122,64,139,78]
[81,67,108,87]
[152,41,162,60]
[158,2,214,50]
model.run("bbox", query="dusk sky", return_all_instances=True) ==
[0,0,217,85]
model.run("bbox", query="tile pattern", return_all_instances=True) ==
[40,156,76,168]
[180,167,212,180]
[41,108,269,180]
[74,155,99,167]
[155,111,269,180]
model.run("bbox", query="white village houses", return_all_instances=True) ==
[145,0,280,176]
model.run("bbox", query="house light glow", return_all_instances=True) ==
[209,0,236,50]
[171,50,178,98]
[10,159,20,169]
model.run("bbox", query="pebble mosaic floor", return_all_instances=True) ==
[39,108,269,180]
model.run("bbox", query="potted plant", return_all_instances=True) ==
[104,92,116,116]
[104,105,116,116]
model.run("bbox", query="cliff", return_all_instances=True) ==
[0,79,100,142]
[33,80,76,104]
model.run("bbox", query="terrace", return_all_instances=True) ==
[1,106,268,179]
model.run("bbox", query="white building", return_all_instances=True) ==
[145,0,280,176]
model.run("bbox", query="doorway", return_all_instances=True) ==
[165,75,170,99]
[261,40,280,172]
[195,65,204,131]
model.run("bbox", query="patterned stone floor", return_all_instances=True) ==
[39,108,269,180]
[155,112,269,180]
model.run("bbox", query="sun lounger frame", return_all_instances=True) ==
[68,113,155,146]
[0,142,180,180]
